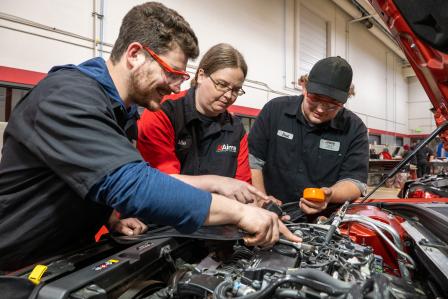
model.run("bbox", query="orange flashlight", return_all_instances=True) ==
[303,188,325,202]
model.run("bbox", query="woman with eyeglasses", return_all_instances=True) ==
[137,43,265,204]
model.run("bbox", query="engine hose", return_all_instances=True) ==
[213,269,353,299]
[341,216,416,270]
[343,215,402,250]
[212,279,237,299]
[324,225,337,245]
[286,269,353,293]
[274,288,304,298]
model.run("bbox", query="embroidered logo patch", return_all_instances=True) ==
[277,130,294,140]
[216,144,237,153]
[176,135,192,148]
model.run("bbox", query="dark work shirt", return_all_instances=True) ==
[0,69,142,270]
[137,88,251,182]
[0,67,211,271]
[416,146,433,165]
[249,95,369,203]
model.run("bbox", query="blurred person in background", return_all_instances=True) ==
[416,144,434,177]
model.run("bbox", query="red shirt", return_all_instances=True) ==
[137,89,251,183]
[381,151,393,160]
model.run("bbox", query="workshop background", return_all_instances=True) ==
[0,0,434,149]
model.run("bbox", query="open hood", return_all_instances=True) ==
[370,0,448,133]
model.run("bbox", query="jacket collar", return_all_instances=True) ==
[49,57,138,122]
[183,88,234,133]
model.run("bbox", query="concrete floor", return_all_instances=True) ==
[366,186,401,199]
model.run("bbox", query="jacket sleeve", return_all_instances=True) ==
[89,161,211,233]
[235,133,252,183]
[137,109,181,174]
[248,102,272,163]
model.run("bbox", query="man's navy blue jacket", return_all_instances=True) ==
[0,58,211,271]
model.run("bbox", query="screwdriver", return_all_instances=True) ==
[278,238,315,252]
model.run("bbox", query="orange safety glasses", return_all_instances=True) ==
[306,93,343,112]
[143,46,190,84]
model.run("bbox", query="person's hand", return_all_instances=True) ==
[299,187,332,214]
[237,205,301,247]
[109,217,148,236]
[252,196,292,221]
[255,195,282,208]
[255,196,290,221]
[214,177,269,204]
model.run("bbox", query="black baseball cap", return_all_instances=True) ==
[306,56,353,104]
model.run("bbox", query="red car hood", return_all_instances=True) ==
[370,0,448,140]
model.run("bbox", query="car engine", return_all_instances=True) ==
[9,205,447,299]
[142,223,426,299]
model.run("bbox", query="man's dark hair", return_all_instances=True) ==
[110,2,199,63]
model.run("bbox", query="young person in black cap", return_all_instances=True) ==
[249,56,368,215]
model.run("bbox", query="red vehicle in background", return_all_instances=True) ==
[339,0,448,297]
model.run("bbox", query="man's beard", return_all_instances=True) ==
[128,66,168,111]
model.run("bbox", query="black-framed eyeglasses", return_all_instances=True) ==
[209,75,245,97]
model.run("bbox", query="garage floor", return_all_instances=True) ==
[366,186,401,199]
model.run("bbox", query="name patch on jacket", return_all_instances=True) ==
[216,144,237,153]
[177,135,192,149]
[277,130,294,140]
[319,139,340,152]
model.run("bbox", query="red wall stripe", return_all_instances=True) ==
[0,66,46,86]
[228,105,261,117]
[368,128,428,139]
[0,66,432,139]
[227,105,429,139]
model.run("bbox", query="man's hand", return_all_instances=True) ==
[254,195,282,208]
[237,204,301,247]
[109,217,148,236]
[254,196,291,221]
[172,174,269,204]
[205,194,301,247]
[213,176,269,204]
[299,187,332,214]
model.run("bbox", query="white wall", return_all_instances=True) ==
[0,1,95,72]
[336,3,409,133]
[408,76,435,134]
[0,0,434,134]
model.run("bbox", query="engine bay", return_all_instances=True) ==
[167,223,424,299]
[18,203,447,299]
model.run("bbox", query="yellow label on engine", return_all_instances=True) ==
[28,264,48,285]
